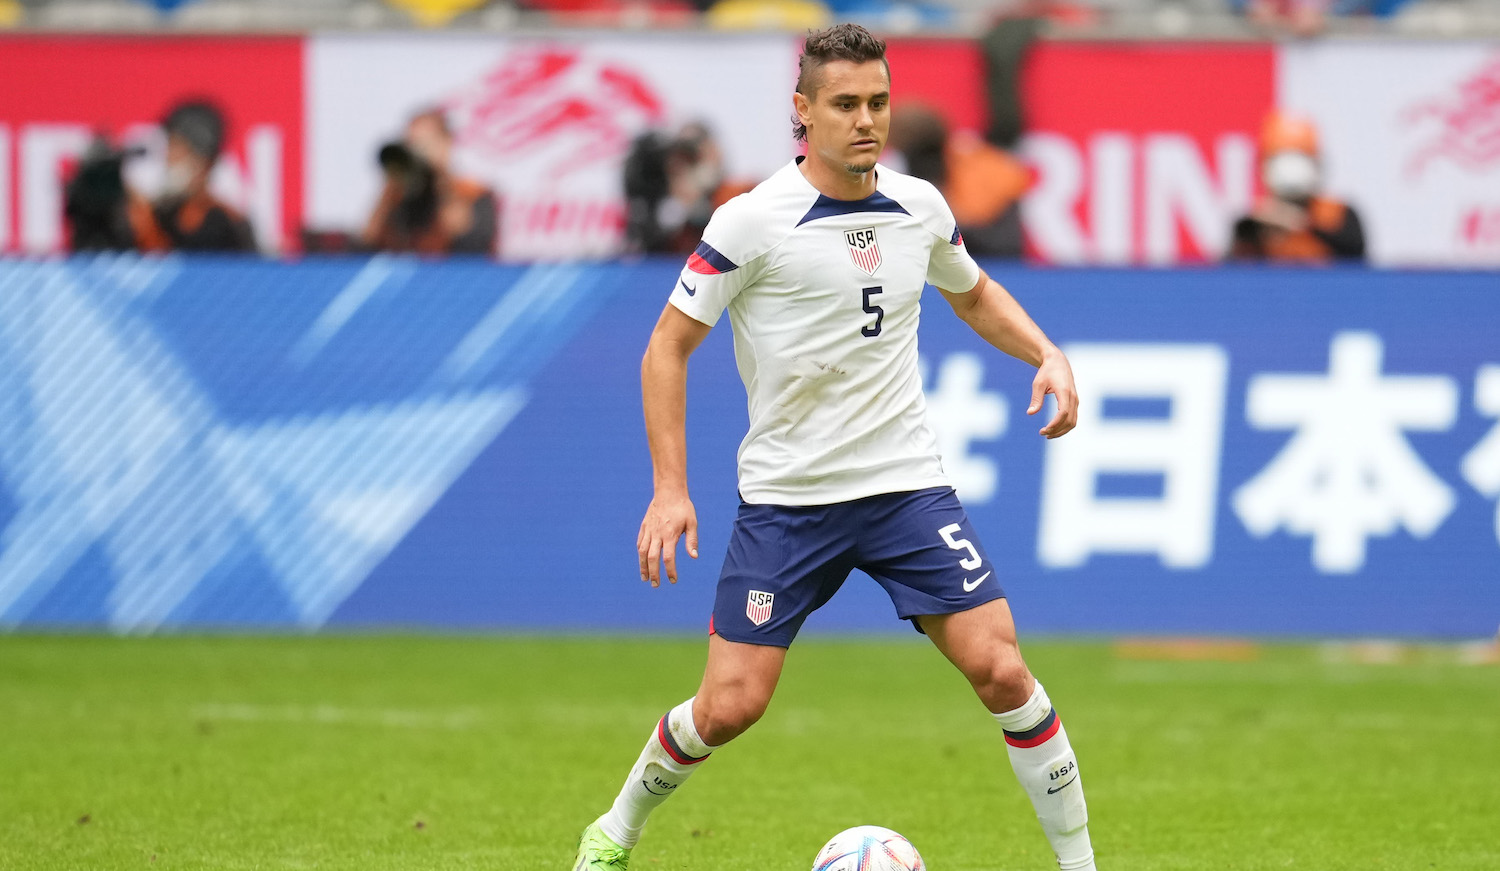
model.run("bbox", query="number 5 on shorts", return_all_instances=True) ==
[939,523,982,570]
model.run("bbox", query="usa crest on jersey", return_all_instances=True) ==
[746,590,775,626]
[845,227,881,276]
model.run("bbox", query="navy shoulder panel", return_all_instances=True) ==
[795,191,912,227]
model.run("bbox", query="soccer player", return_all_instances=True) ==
[575,23,1096,871]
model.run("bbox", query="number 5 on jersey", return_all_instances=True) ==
[861,285,883,338]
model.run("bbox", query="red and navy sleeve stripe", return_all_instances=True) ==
[1003,708,1061,748]
[657,714,711,764]
[686,241,738,276]
[950,226,964,245]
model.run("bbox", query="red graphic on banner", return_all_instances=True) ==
[1020,44,1275,264]
[1403,55,1500,178]
[0,36,304,254]
[882,39,991,135]
[881,40,1275,264]
[446,47,667,180]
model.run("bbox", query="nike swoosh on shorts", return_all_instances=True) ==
[962,570,992,592]
[679,279,696,297]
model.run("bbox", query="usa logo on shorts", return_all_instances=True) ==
[845,227,881,276]
[746,590,775,626]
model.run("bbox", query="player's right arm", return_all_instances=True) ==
[638,304,712,588]
[638,193,762,586]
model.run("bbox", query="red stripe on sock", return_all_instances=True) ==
[656,716,709,765]
[1004,716,1062,748]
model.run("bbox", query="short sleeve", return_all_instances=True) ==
[926,221,982,293]
[916,184,981,292]
[668,206,758,327]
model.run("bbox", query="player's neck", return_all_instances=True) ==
[798,154,878,201]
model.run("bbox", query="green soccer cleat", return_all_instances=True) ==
[573,820,631,870]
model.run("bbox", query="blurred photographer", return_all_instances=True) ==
[146,101,257,253]
[1231,112,1366,264]
[362,109,498,256]
[623,121,749,255]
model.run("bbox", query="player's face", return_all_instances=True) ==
[796,59,890,176]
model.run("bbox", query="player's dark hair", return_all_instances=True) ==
[792,24,889,143]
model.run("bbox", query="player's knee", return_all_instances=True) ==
[695,692,770,745]
[974,655,1033,713]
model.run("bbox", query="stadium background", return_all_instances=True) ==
[1,9,1498,871]
[0,28,1496,636]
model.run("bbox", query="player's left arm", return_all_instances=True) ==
[939,272,1078,439]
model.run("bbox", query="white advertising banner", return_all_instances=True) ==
[1279,43,1500,267]
[308,34,798,260]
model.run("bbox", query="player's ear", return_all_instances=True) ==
[793,91,812,130]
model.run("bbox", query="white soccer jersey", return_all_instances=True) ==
[669,157,983,506]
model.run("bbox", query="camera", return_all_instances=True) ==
[377,141,440,236]
[64,137,146,251]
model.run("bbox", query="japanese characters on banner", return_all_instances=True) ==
[305,34,797,260]
[903,268,1500,639]
[1279,44,1500,266]
[0,36,303,254]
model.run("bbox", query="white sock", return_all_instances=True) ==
[994,682,1095,871]
[597,697,717,849]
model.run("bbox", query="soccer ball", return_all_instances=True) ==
[811,825,925,871]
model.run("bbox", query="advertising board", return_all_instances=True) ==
[0,36,304,254]
[1,258,1494,638]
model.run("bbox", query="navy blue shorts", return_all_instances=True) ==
[710,487,1005,647]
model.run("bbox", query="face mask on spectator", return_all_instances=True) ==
[161,161,196,197]
[1263,151,1320,201]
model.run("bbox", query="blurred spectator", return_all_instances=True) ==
[1231,112,1366,263]
[623,121,751,254]
[363,108,499,256]
[143,101,257,253]
[888,105,1031,258]
[1243,0,1329,36]
[1238,0,1418,36]
[64,101,255,254]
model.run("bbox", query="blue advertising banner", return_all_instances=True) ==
[0,257,1495,637]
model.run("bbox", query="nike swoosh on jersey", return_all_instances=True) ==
[679,278,696,297]
[1046,775,1078,794]
[962,570,991,592]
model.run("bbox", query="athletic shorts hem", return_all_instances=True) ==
[899,586,1008,635]
[708,625,795,648]
[894,586,1008,622]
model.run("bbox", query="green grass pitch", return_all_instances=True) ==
[3,634,1498,870]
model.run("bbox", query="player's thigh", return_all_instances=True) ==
[918,598,1034,712]
[694,634,788,743]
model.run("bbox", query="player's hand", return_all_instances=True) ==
[638,491,699,587]
[1029,349,1079,439]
